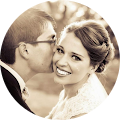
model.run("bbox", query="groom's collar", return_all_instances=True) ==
[0,60,29,101]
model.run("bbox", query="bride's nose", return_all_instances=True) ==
[57,54,68,67]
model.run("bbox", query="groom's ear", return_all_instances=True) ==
[18,42,29,59]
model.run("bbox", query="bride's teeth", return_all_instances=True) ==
[57,68,70,75]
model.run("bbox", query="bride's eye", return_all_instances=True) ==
[72,55,81,61]
[56,48,64,54]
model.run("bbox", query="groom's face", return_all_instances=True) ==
[27,22,56,73]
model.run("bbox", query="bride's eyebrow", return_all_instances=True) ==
[57,45,64,49]
[72,52,84,58]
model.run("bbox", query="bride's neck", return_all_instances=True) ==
[63,86,78,99]
[63,74,89,99]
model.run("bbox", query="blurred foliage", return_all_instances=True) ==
[33,0,119,58]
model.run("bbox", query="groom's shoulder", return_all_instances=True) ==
[1,66,20,87]
[0,75,36,119]
[0,65,35,118]
[1,66,14,80]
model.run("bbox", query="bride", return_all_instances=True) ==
[46,20,114,120]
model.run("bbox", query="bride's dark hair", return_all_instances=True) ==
[60,20,114,73]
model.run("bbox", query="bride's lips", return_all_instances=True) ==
[55,66,71,77]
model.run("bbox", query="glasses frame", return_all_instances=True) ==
[13,39,56,49]
[26,40,56,44]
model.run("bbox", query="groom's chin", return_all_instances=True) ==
[46,65,54,73]
[49,62,54,73]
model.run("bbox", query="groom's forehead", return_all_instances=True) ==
[38,29,56,41]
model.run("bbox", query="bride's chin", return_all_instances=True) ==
[54,76,61,84]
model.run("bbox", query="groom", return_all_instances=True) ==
[0,8,56,113]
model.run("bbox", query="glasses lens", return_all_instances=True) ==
[50,40,56,48]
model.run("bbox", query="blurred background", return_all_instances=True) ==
[25,0,120,118]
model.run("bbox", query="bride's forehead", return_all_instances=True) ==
[59,33,81,44]
[59,32,76,44]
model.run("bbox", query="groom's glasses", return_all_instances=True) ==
[26,40,56,46]
[14,39,56,49]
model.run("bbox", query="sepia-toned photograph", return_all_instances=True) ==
[0,0,120,120]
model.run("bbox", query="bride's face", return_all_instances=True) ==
[53,32,93,85]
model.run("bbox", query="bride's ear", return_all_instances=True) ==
[89,65,98,74]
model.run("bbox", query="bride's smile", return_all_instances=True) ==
[56,67,71,76]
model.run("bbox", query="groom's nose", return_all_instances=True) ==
[53,45,56,53]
